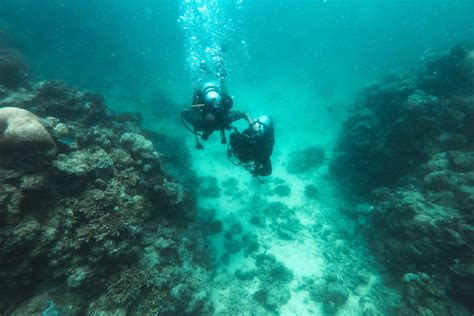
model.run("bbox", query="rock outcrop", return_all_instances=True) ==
[0,79,212,314]
[331,44,474,314]
[0,107,57,162]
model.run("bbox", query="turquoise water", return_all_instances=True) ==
[1,0,474,314]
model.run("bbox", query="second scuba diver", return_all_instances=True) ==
[228,114,274,177]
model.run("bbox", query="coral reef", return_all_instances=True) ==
[331,44,474,313]
[0,76,212,313]
[331,44,474,195]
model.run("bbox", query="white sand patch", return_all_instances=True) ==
[269,238,324,278]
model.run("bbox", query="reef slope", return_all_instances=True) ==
[331,44,474,314]
[0,73,212,314]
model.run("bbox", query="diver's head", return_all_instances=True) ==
[201,83,222,108]
[253,115,273,136]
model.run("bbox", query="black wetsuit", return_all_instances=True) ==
[229,123,275,176]
[185,93,243,142]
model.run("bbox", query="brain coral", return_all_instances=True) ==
[0,107,56,160]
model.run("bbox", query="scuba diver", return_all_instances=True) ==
[181,82,253,149]
[228,115,275,177]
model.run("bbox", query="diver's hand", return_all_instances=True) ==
[251,168,264,183]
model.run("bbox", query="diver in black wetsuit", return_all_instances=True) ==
[228,115,275,177]
[181,82,253,149]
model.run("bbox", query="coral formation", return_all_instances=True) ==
[0,77,212,313]
[308,274,350,314]
[252,253,294,311]
[331,44,474,313]
[0,107,57,162]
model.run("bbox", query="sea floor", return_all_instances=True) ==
[190,139,400,315]
[144,83,401,314]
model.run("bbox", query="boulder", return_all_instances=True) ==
[0,107,56,162]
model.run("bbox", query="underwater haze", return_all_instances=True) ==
[1,0,474,315]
